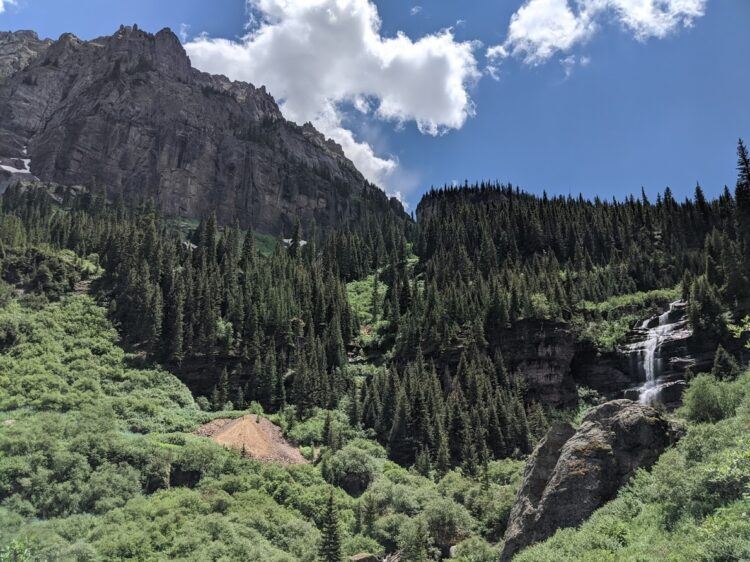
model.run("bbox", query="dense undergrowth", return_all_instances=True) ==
[0,293,522,560]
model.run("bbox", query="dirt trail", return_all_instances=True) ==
[195,414,307,465]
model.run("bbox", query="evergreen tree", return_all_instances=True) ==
[318,492,342,562]
[216,368,230,410]
[711,345,741,380]
[387,386,414,465]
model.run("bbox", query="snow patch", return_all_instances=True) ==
[0,145,33,175]
[0,162,31,174]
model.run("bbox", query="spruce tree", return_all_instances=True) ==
[711,345,741,380]
[217,367,230,409]
[318,492,342,562]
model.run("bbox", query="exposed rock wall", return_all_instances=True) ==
[0,25,403,234]
[500,399,681,560]
[0,30,51,81]
[495,319,578,407]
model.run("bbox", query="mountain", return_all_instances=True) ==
[0,25,403,235]
[0,30,51,81]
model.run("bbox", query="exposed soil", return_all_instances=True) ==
[195,414,307,465]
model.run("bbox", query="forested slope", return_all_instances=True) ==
[0,141,749,560]
[0,292,523,560]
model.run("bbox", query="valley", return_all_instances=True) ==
[0,17,748,562]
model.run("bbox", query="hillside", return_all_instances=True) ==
[0,25,404,235]
[0,141,749,560]
[0,290,523,560]
[516,371,750,561]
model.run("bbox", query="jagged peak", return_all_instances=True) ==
[0,30,44,41]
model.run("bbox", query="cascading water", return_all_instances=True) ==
[637,302,683,404]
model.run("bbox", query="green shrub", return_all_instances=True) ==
[452,536,501,561]
[680,373,743,423]
[322,442,381,497]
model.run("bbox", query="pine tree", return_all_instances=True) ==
[370,272,381,323]
[735,139,750,265]
[272,364,286,411]
[387,386,414,465]
[711,345,741,380]
[235,385,246,410]
[348,381,360,428]
[415,447,431,477]
[360,492,378,537]
[168,279,185,363]
[318,492,342,562]
[217,367,230,409]
[289,219,302,258]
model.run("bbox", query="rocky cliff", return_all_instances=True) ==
[500,400,682,560]
[0,25,403,234]
[493,319,579,407]
[0,30,51,81]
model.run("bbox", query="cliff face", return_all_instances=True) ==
[0,25,403,234]
[0,30,51,82]
[494,319,579,407]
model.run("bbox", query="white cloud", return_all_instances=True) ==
[0,0,16,14]
[178,23,191,43]
[488,0,706,65]
[185,0,479,194]
[560,53,591,77]
[410,6,422,16]
[561,54,577,77]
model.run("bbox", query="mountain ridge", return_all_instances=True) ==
[0,24,404,235]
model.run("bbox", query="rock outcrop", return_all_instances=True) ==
[500,399,681,560]
[0,25,403,234]
[0,30,51,81]
[495,319,578,407]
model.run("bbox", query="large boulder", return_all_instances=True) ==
[500,399,681,560]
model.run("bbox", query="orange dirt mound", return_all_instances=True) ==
[195,414,307,465]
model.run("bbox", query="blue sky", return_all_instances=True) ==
[2,0,748,209]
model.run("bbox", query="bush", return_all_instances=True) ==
[323,444,377,497]
[711,345,741,380]
[680,373,742,423]
[452,536,500,561]
[420,497,474,554]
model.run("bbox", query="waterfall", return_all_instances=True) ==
[638,302,681,404]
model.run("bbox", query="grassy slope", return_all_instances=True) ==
[0,295,326,560]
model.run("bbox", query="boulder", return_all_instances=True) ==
[500,399,681,560]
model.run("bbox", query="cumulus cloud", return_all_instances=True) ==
[0,0,16,14]
[185,0,479,193]
[410,6,422,16]
[488,0,706,65]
